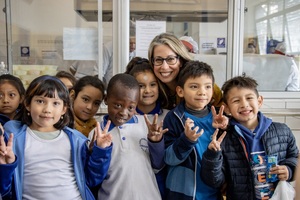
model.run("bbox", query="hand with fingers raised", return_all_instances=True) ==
[90,121,113,149]
[208,129,227,152]
[212,105,229,130]
[0,124,15,164]
[144,114,168,142]
[184,118,204,142]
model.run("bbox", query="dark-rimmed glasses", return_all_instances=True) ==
[153,55,179,66]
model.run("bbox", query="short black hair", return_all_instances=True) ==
[124,57,151,75]
[177,60,215,88]
[0,74,25,98]
[107,73,139,98]
[72,75,105,99]
[222,75,259,104]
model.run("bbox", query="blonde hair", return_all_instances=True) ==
[148,33,192,67]
[148,33,193,109]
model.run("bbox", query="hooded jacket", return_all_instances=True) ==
[201,112,298,200]
[163,101,221,200]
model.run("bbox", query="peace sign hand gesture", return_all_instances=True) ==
[208,129,226,152]
[212,105,228,130]
[144,114,168,142]
[0,125,15,164]
[184,118,204,142]
[94,121,113,149]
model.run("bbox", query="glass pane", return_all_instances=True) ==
[286,9,300,53]
[269,0,283,14]
[255,3,268,19]
[270,15,284,41]
[7,0,112,88]
[285,0,300,8]
[256,20,268,54]
[244,0,300,92]
[0,1,7,64]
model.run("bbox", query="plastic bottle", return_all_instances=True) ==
[0,61,8,75]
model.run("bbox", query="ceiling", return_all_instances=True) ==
[74,0,228,22]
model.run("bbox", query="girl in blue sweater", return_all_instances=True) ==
[0,75,112,200]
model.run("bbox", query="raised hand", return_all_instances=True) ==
[184,118,203,142]
[208,129,226,152]
[94,121,113,149]
[144,114,168,142]
[0,125,15,164]
[212,105,228,130]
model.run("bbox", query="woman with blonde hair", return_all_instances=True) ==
[148,32,223,109]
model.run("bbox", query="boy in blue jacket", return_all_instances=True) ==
[163,61,228,200]
[201,75,299,199]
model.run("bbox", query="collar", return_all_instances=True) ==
[101,114,138,132]
[136,102,162,115]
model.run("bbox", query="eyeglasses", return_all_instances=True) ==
[153,55,179,66]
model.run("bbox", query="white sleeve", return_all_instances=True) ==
[286,59,300,91]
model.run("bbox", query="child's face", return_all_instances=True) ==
[225,87,263,129]
[26,91,66,132]
[176,75,213,111]
[72,85,103,122]
[0,82,23,119]
[105,86,139,126]
[135,71,159,108]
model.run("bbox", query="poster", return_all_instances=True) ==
[136,21,166,58]
[200,37,227,54]
[63,28,98,60]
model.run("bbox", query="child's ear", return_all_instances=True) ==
[62,106,67,115]
[176,86,184,98]
[69,89,75,101]
[20,95,25,103]
[20,95,25,104]
[25,104,31,113]
[104,96,108,105]
[258,95,264,108]
[223,103,231,116]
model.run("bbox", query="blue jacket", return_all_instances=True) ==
[201,115,299,200]
[0,120,112,200]
[163,101,221,200]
